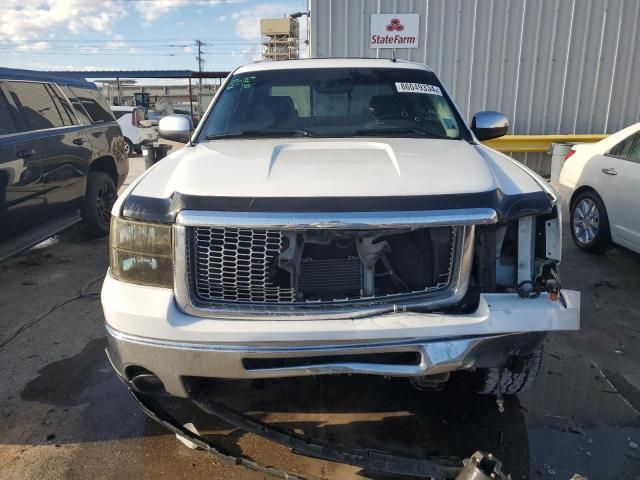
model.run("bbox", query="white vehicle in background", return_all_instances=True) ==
[559,123,640,253]
[111,106,158,156]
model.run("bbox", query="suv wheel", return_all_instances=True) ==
[82,171,116,237]
[123,137,134,157]
[570,190,611,252]
[475,347,543,395]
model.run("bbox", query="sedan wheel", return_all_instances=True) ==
[570,191,610,252]
[573,198,600,245]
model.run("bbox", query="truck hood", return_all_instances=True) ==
[130,138,544,200]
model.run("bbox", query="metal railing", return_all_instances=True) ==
[482,134,607,153]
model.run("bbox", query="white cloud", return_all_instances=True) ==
[101,34,139,53]
[238,46,261,63]
[135,0,189,23]
[16,41,50,51]
[0,0,128,43]
[135,0,242,24]
[106,34,127,49]
[232,3,295,40]
[2,61,120,72]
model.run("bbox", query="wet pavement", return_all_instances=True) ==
[1,156,640,479]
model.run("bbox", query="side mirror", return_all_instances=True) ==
[471,111,509,141]
[158,114,192,143]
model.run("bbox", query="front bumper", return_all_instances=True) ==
[102,274,580,397]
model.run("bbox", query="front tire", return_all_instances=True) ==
[475,348,543,395]
[82,172,116,237]
[123,137,134,157]
[570,190,611,252]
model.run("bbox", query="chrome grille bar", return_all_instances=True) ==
[176,208,497,229]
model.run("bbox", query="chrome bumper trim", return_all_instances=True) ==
[106,324,540,397]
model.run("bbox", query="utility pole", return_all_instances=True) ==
[195,39,205,94]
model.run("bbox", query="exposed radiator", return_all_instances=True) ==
[299,257,362,295]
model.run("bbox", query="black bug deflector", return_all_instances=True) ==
[128,385,463,479]
[121,189,552,224]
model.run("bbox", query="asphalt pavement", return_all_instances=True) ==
[1,148,639,479]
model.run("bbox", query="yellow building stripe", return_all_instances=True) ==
[482,134,608,153]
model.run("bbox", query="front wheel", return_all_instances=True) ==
[475,348,543,395]
[123,137,134,157]
[82,171,116,237]
[570,191,611,252]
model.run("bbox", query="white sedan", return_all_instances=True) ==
[559,123,640,253]
[111,106,158,156]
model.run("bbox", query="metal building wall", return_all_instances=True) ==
[309,0,640,174]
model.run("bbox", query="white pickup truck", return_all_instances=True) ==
[101,59,579,400]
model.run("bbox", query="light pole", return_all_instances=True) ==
[289,10,310,58]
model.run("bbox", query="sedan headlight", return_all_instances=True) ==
[109,217,173,288]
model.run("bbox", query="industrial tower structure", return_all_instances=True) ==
[260,18,299,61]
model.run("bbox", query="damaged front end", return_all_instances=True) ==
[128,381,513,480]
[175,202,563,319]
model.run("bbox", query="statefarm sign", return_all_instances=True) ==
[370,14,419,49]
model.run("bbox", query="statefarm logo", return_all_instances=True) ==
[372,17,416,46]
[386,18,405,32]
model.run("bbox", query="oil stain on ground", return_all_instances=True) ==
[21,337,109,407]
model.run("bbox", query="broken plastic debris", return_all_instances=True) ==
[176,423,200,450]
[630,441,639,450]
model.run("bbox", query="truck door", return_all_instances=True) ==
[0,82,45,242]
[5,80,91,217]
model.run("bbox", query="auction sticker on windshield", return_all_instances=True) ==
[395,83,442,95]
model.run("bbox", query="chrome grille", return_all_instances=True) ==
[192,227,296,303]
[189,225,461,306]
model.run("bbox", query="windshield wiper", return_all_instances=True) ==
[205,129,317,140]
[353,127,449,139]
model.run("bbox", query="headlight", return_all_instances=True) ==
[109,217,173,288]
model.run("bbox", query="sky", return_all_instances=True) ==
[0,0,308,78]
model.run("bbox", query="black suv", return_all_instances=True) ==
[0,68,128,261]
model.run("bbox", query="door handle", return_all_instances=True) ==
[601,168,618,176]
[16,148,36,158]
[72,138,86,145]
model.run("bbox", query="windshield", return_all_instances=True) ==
[198,68,470,141]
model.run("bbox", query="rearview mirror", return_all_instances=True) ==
[158,114,192,143]
[471,111,509,141]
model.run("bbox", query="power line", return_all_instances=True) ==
[0,38,258,44]
[0,51,257,56]
[0,46,257,52]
